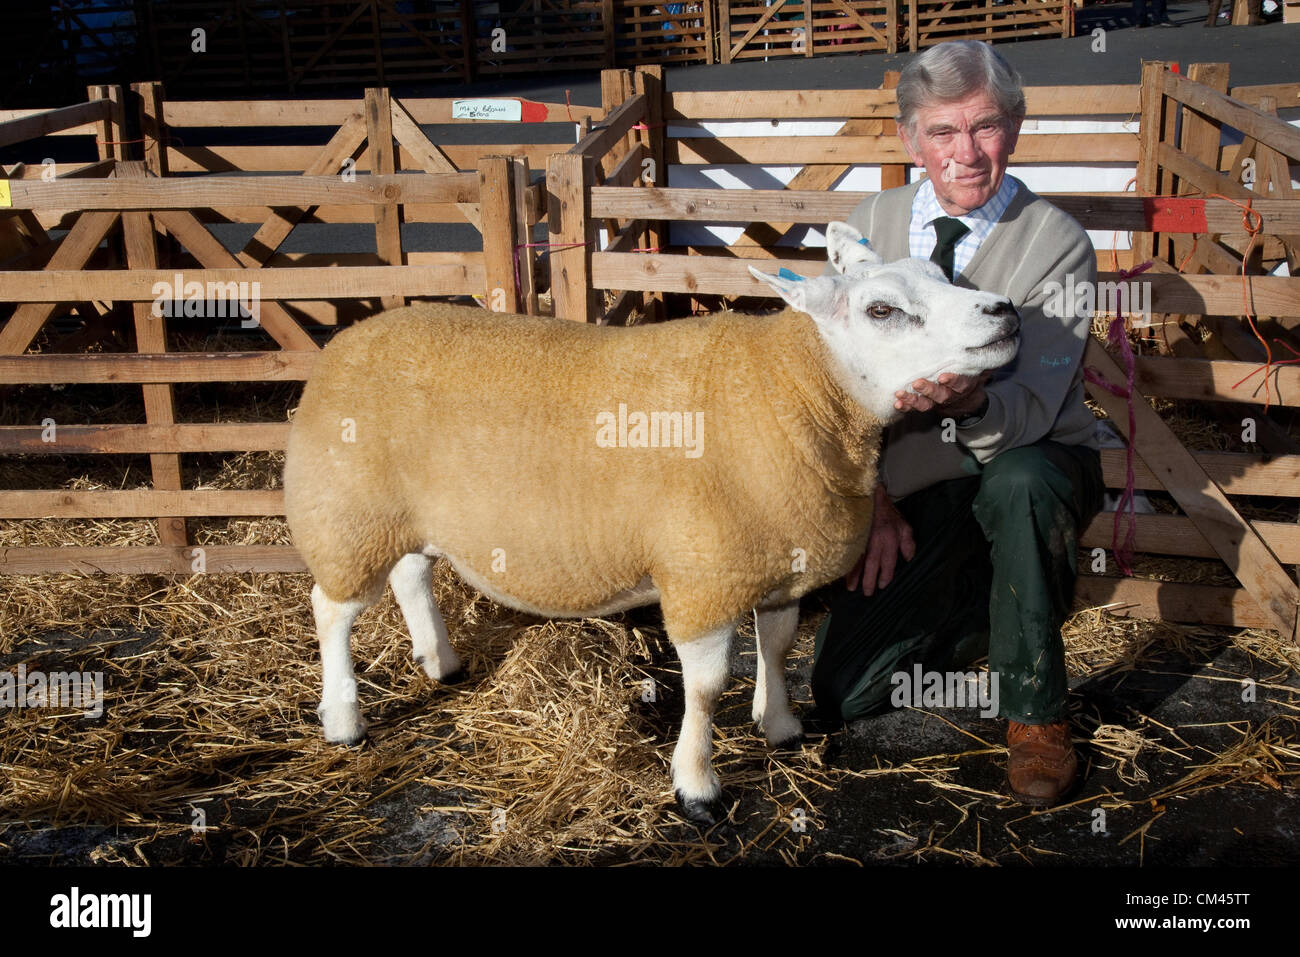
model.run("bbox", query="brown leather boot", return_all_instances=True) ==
[1007,720,1078,807]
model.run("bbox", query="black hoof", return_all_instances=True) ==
[801,710,845,736]
[675,790,728,827]
[771,733,805,751]
[438,667,468,685]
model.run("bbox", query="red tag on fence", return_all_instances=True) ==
[1146,197,1208,233]
[520,100,550,123]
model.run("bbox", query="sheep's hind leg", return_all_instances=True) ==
[389,553,464,683]
[753,603,803,748]
[312,583,371,745]
[670,622,734,827]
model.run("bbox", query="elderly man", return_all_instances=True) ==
[813,40,1104,806]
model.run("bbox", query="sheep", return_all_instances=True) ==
[282,221,1021,826]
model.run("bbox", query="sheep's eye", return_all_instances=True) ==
[867,303,894,320]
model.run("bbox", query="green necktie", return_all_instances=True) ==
[930,217,970,281]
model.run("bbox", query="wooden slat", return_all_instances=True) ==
[1230,83,1300,107]
[159,98,599,127]
[669,133,1135,165]
[586,189,1300,236]
[1100,448,1300,496]
[1082,512,1300,561]
[1132,354,1300,406]
[0,100,109,149]
[605,141,648,190]
[587,249,1300,323]
[666,89,893,120]
[0,545,306,575]
[573,92,647,162]
[1165,71,1300,163]
[118,171,186,548]
[1075,576,1275,630]
[667,86,1137,121]
[0,352,317,384]
[165,143,567,174]
[478,156,519,312]
[367,88,404,310]
[0,490,284,518]
[547,151,597,323]
[5,174,480,210]
[0,265,473,303]
[0,422,290,453]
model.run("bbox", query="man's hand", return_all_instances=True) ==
[846,484,916,596]
[894,371,989,416]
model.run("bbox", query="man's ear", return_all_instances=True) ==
[1005,115,1023,157]
[899,122,924,168]
[748,266,841,319]
[826,221,881,276]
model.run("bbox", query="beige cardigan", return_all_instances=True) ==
[830,177,1100,498]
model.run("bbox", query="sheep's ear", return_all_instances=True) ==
[826,221,881,275]
[748,266,839,318]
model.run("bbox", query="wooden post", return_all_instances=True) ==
[1163,64,1230,335]
[719,0,732,63]
[881,70,907,190]
[511,157,539,315]
[479,155,520,314]
[88,85,126,162]
[634,65,666,322]
[118,161,187,550]
[803,0,814,56]
[908,0,918,52]
[547,151,597,322]
[365,88,404,309]
[886,0,898,54]
[1133,61,1168,266]
[704,0,717,64]
[600,68,634,180]
[132,82,169,177]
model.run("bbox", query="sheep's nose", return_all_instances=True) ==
[983,300,1020,333]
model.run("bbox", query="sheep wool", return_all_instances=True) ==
[284,301,881,643]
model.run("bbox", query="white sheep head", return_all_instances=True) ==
[748,221,1020,422]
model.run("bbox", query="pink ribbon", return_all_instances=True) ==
[1081,260,1154,577]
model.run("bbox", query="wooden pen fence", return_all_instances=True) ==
[548,63,1300,637]
[0,83,585,574]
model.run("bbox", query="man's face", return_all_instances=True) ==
[901,89,1021,216]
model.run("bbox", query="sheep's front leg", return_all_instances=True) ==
[670,623,734,826]
[312,583,370,745]
[388,553,463,683]
[753,603,803,747]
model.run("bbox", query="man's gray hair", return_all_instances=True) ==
[896,40,1026,134]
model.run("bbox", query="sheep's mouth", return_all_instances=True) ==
[968,332,1018,352]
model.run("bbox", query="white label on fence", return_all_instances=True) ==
[453,99,522,122]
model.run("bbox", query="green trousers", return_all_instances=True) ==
[811,440,1104,725]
